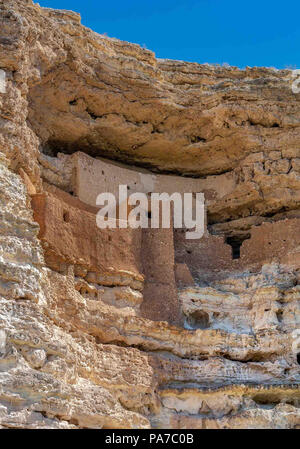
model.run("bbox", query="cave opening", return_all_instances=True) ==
[186,310,210,330]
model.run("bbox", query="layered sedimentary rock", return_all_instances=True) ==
[0,0,299,429]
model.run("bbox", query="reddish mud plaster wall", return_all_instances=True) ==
[31,190,143,279]
[141,227,181,324]
[71,151,235,209]
[175,218,300,283]
[31,187,182,323]
[175,263,195,287]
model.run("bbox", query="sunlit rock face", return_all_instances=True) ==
[0,0,299,429]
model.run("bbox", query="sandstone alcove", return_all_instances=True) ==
[0,0,299,430]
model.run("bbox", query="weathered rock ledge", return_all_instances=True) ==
[0,0,299,429]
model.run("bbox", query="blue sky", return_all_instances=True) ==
[38,0,299,69]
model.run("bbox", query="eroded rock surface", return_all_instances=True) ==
[0,0,299,429]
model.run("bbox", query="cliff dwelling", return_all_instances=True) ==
[0,0,299,430]
[31,150,300,327]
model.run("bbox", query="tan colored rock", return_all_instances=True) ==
[153,386,300,429]
[0,0,299,430]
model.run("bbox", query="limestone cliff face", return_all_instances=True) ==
[0,0,299,429]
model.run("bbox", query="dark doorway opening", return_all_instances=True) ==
[226,234,251,260]
[226,237,242,259]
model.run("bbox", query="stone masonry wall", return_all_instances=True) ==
[175,218,300,283]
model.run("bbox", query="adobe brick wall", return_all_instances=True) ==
[43,182,99,214]
[71,151,235,209]
[140,227,182,324]
[174,218,300,282]
[174,230,233,283]
[175,263,195,287]
[31,190,143,279]
[240,219,300,268]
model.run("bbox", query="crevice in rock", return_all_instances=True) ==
[86,108,101,120]
[190,135,207,144]
[38,139,237,178]
[247,119,281,128]
[252,394,299,408]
